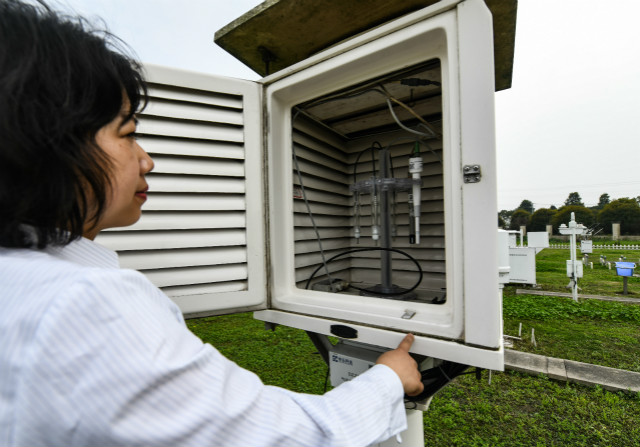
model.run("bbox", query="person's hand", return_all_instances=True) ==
[376,334,424,396]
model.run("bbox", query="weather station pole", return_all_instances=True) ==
[558,212,586,301]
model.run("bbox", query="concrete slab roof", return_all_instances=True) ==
[214,0,517,91]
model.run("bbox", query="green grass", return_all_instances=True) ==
[532,248,640,296]
[504,289,640,321]
[502,292,640,371]
[186,313,640,446]
[504,317,640,372]
[424,371,640,446]
[184,243,640,446]
[502,247,640,371]
[187,313,328,394]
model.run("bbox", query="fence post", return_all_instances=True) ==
[612,223,621,240]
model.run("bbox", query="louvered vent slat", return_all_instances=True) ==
[96,65,265,317]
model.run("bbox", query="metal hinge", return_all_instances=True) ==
[463,165,481,183]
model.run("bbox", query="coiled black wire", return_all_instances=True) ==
[305,247,423,296]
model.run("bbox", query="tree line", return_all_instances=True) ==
[498,193,640,235]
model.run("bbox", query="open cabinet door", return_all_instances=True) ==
[96,65,267,317]
[256,0,502,370]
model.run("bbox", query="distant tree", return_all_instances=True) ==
[509,209,531,231]
[529,208,557,232]
[498,214,505,228]
[597,198,640,235]
[597,193,611,209]
[550,205,557,210]
[517,199,534,214]
[498,209,513,228]
[551,205,595,231]
[564,192,584,207]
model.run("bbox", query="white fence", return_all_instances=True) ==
[549,244,640,250]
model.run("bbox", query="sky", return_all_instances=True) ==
[47,0,640,212]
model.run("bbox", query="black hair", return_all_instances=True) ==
[0,0,148,248]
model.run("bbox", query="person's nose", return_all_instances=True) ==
[137,142,154,174]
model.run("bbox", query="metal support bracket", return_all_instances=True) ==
[306,331,332,365]
[463,164,481,183]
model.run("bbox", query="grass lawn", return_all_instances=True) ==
[187,312,640,446]
[533,247,640,296]
[423,370,640,446]
[185,243,640,446]
[504,247,640,371]
[503,292,640,372]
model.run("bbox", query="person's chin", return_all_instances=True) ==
[116,209,143,228]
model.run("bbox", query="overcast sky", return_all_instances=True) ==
[50,0,640,211]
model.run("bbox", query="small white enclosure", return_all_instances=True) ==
[497,230,511,284]
[508,248,537,284]
[527,232,549,251]
[259,0,501,369]
[566,260,584,278]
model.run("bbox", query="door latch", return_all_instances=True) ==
[463,165,481,183]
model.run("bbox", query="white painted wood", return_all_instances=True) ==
[119,247,247,270]
[142,264,248,288]
[148,176,245,193]
[151,156,245,177]
[163,281,247,298]
[143,194,246,211]
[98,65,266,316]
[110,212,246,231]
[98,229,246,251]
[138,137,244,159]
[254,310,504,371]
[147,85,243,110]
[262,0,502,365]
[137,117,243,143]
[458,0,501,348]
[144,99,243,126]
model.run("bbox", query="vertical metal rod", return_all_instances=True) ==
[569,213,578,302]
[379,149,392,290]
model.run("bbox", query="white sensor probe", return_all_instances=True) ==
[408,143,423,244]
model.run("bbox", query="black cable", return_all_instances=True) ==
[387,148,395,179]
[300,87,385,111]
[400,78,441,87]
[370,147,376,181]
[405,361,470,402]
[353,147,371,183]
[323,366,330,393]
[305,247,423,296]
[352,142,382,183]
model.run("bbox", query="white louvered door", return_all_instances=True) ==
[96,65,267,317]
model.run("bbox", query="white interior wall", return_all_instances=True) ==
[291,119,446,300]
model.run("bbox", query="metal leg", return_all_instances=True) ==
[306,332,332,365]
[375,410,425,447]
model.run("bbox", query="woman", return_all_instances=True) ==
[0,1,423,446]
